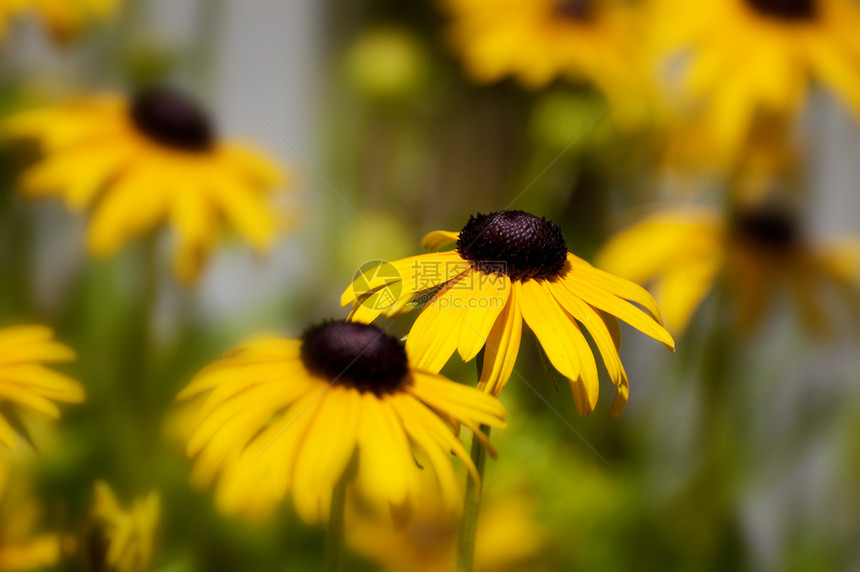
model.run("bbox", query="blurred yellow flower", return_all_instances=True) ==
[0,0,117,44]
[88,481,160,572]
[0,325,83,449]
[343,211,675,416]
[652,0,860,160]
[660,112,801,184]
[443,0,648,127]
[4,87,285,285]
[175,321,506,523]
[0,460,61,571]
[348,492,545,572]
[597,206,860,335]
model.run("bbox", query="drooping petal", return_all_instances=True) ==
[567,254,664,323]
[478,282,523,397]
[560,271,676,351]
[409,371,507,431]
[548,280,625,388]
[517,280,600,415]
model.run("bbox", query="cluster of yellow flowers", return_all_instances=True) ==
[0,327,157,572]
[0,0,116,44]
[0,77,673,566]
[440,0,860,337]
[445,0,860,163]
[2,0,860,570]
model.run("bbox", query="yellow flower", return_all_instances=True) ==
[660,111,801,183]
[4,87,285,285]
[0,325,83,449]
[0,0,117,44]
[175,321,506,523]
[88,481,160,572]
[342,211,675,416]
[651,0,860,159]
[347,492,545,572]
[596,206,860,335]
[443,0,647,127]
[0,459,61,571]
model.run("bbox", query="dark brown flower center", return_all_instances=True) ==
[732,208,799,252]
[300,321,408,396]
[745,0,816,20]
[553,0,593,20]
[457,211,568,281]
[130,87,214,152]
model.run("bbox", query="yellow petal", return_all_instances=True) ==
[804,31,860,113]
[405,274,472,372]
[567,254,664,323]
[210,169,277,250]
[420,230,459,250]
[395,395,480,488]
[0,325,53,345]
[548,281,625,387]
[409,370,507,430]
[0,383,61,417]
[218,143,285,187]
[291,387,360,523]
[341,252,466,307]
[656,257,722,335]
[478,283,523,397]
[390,394,461,509]
[517,280,599,415]
[456,272,511,362]
[355,393,415,507]
[560,272,676,351]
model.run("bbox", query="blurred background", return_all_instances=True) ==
[2,0,860,570]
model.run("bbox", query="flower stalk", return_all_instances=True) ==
[324,466,350,572]
[457,424,489,572]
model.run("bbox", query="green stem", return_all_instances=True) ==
[457,424,490,572]
[0,185,33,321]
[323,471,349,572]
[127,236,158,404]
[119,236,158,492]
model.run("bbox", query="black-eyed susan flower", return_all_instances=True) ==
[0,325,83,448]
[4,87,285,285]
[87,481,159,572]
[0,0,117,44]
[651,0,860,159]
[0,458,61,570]
[597,206,860,336]
[347,491,544,572]
[443,0,647,127]
[659,111,801,184]
[175,321,506,523]
[343,211,675,416]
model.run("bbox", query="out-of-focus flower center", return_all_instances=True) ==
[732,208,799,252]
[457,211,569,280]
[300,321,408,395]
[553,0,593,20]
[130,87,215,152]
[745,0,816,20]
